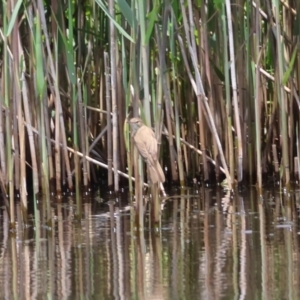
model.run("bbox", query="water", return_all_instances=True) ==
[0,186,299,299]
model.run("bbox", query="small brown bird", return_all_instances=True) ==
[129,117,165,184]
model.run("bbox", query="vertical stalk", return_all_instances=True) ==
[222,3,235,181]
[77,81,88,186]
[159,4,178,182]
[169,14,184,184]
[11,3,22,203]
[137,0,151,125]
[17,52,27,214]
[37,0,73,191]
[3,0,15,226]
[188,0,209,182]
[108,0,119,192]
[245,0,253,182]
[274,0,290,189]
[52,41,61,193]
[21,72,39,195]
[104,52,113,187]
[225,0,243,183]
[254,1,262,191]
[35,10,50,207]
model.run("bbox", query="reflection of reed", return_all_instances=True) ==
[47,211,55,299]
[1,187,300,298]
[83,203,91,297]
[211,191,232,300]
[116,208,125,300]
[284,193,295,300]
[292,192,300,299]
[109,201,119,299]
[11,234,17,299]
[259,197,269,300]
[203,187,214,300]
[171,192,179,300]
[149,231,164,299]
[136,230,146,300]
[57,203,67,299]
[57,202,72,299]
[76,221,84,298]
[239,195,246,300]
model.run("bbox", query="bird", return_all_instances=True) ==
[128,117,165,184]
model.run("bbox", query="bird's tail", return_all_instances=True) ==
[148,162,165,184]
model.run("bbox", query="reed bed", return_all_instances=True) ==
[0,0,299,223]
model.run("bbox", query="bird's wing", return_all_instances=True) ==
[134,126,158,164]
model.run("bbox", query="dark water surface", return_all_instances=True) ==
[0,186,299,299]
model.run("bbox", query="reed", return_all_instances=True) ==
[1,0,300,225]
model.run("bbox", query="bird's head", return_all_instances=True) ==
[128,118,144,135]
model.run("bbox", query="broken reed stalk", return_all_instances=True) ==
[21,119,148,186]
[162,129,226,175]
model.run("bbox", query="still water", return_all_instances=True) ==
[0,186,299,299]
